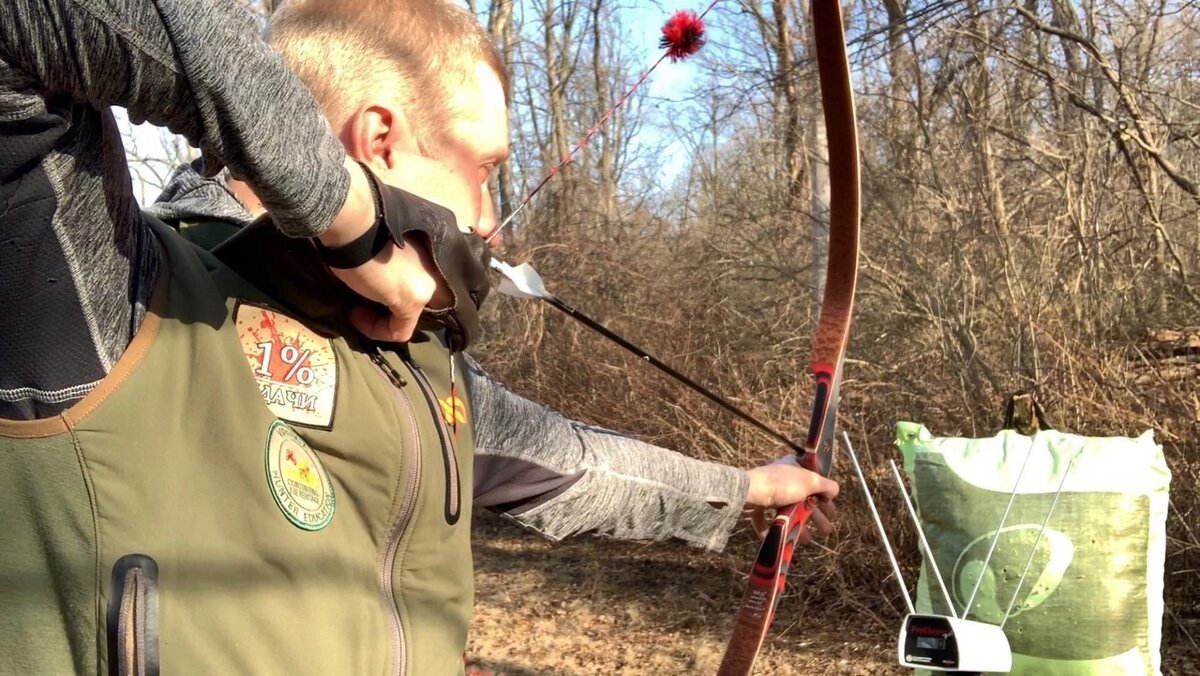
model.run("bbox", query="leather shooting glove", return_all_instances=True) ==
[370,170,491,351]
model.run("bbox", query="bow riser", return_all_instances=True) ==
[805,358,844,476]
[717,500,814,675]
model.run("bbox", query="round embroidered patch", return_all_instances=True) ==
[264,420,335,531]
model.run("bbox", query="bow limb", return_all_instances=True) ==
[716,1,860,674]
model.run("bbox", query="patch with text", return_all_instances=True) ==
[236,302,338,428]
[264,420,335,531]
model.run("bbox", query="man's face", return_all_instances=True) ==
[375,60,509,247]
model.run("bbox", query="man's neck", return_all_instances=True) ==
[226,175,266,218]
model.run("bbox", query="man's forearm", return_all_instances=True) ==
[0,0,348,237]
[467,355,750,551]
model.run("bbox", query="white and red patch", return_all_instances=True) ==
[235,302,338,428]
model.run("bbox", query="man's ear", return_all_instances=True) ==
[338,101,421,173]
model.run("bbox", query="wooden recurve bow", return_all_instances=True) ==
[716,0,861,673]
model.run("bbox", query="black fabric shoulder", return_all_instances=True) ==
[177,219,243,251]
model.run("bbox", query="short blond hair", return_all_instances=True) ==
[268,0,508,141]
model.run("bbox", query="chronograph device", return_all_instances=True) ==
[898,613,1011,673]
[838,431,1076,675]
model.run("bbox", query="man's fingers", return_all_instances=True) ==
[816,476,840,500]
[404,234,453,310]
[744,461,840,548]
[325,239,441,343]
[818,496,837,522]
[795,527,814,546]
[751,499,835,545]
[348,305,419,343]
[745,462,841,508]
[808,508,833,536]
[750,507,769,541]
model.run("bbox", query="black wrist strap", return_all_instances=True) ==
[315,163,395,269]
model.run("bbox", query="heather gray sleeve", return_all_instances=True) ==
[467,355,750,552]
[0,0,347,237]
[0,0,348,419]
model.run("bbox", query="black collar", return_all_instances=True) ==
[213,216,361,339]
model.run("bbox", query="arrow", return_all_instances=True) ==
[491,258,805,455]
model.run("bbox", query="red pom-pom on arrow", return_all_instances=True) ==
[487,4,715,244]
[659,10,706,62]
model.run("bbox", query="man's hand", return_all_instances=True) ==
[745,455,839,545]
[329,236,452,342]
[318,159,451,342]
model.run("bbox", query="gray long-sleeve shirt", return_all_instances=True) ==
[0,0,348,419]
[466,356,749,550]
[147,163,751,551]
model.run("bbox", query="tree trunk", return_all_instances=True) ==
[590,0,617,223]
[488,0,516,232]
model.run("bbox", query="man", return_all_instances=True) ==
[0,5,465,426]
[150,0,838,551]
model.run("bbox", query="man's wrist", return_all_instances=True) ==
[319,158,379,247]
[744,467,770,507]
[316,161,395,268]
[744,470,763,509]
[315,217,394,268]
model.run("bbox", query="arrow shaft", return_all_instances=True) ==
[542,294,804,455]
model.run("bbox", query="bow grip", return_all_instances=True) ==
[716,500,816,676]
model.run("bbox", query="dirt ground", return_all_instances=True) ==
[466,511,1200,675]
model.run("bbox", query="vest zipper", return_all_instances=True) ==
[106,555,159,676]
[367,351,420,676]
[402,355,461,525]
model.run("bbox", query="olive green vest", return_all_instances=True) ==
[0,215,476,675]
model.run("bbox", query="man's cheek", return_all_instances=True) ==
[448,201,476,235]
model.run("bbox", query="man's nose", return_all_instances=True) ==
[475,184,500,247]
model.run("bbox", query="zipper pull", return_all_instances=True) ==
[370,351,408,388]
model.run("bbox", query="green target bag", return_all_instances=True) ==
[895,419,1170,675]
